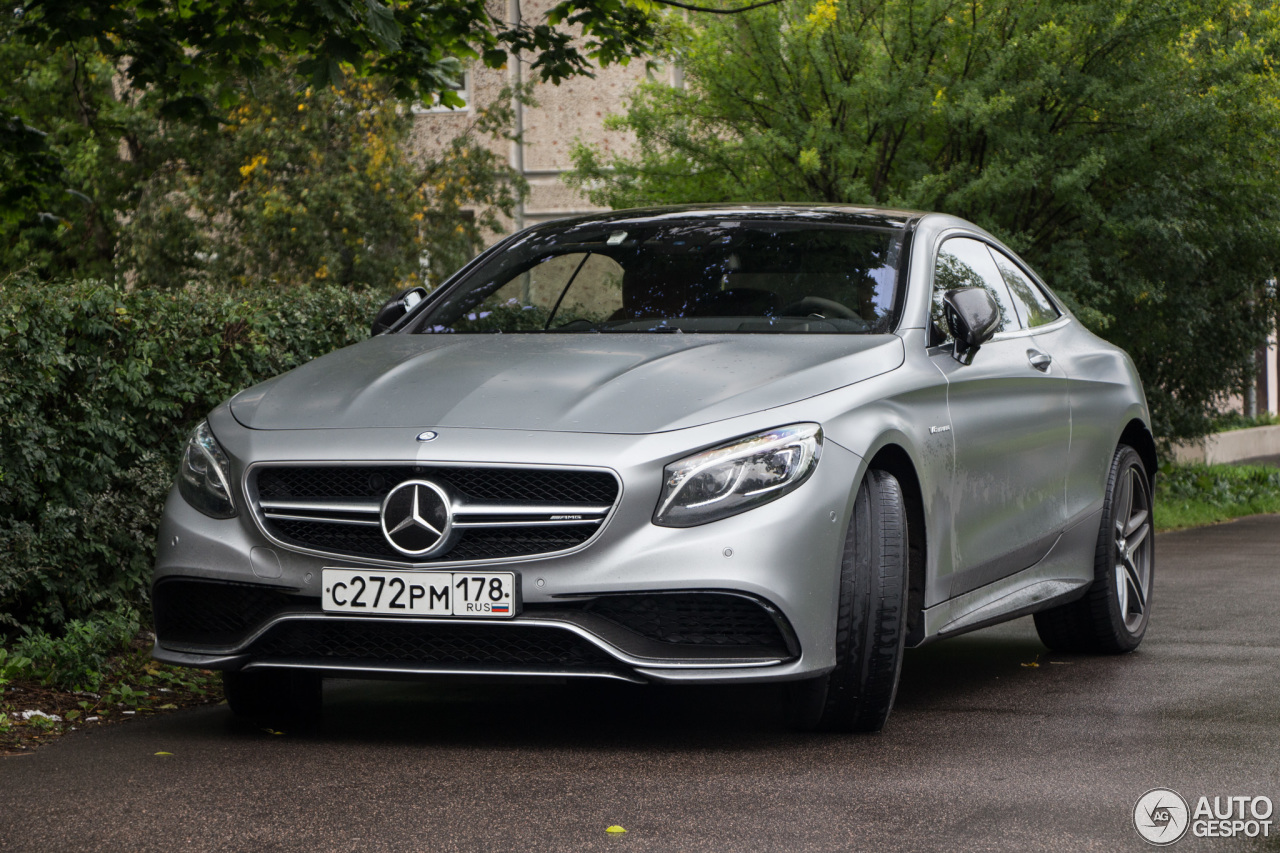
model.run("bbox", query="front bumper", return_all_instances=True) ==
[152,583,800,684]
[153,411,865,684]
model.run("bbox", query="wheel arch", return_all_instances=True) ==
[1119,418,1158,487]
[865,443,927,646]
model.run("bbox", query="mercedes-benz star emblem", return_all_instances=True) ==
[380,480,453,557]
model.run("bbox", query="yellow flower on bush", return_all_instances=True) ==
[807,0,838,27]
[239,153,268,178]
[798,147,821,173]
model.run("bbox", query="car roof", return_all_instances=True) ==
[526,203,926,233]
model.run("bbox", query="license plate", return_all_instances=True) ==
[321,569,518,618]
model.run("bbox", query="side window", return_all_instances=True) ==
[990,248,1061,328]
[931,237,1022,341]
[452,253,623,331]
[554,254,625,325]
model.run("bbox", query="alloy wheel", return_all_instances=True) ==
[1113,463,1153,634]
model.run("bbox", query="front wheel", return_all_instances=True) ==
[789,469,909,733]
[1034,444,1154,653]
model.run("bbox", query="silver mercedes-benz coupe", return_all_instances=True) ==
[153,205,1156,732]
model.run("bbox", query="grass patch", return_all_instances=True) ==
[1155,462,1280,531]
[1,614,221,754]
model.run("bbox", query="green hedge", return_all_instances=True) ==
[0,278,385,634]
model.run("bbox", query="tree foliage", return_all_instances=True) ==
[570,0,1280,439]
[0,30,141,278]
[0,15,528,288]
[15,0,658,119]
[121,73,529,290]
[2,0,660,272]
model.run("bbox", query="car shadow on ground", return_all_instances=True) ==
[223,624,1056,749]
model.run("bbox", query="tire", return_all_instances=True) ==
[789,469,909,733]
[222,669,323,725]
[1034,444,1154,654]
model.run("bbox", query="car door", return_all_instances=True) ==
[988,244,1122,531]
[927,236,1070,600]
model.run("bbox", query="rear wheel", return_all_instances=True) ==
[789,469,909,733]
[1034,444,1153,653]
[222,669,323,725]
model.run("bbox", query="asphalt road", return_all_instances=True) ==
[3,518,1279,853]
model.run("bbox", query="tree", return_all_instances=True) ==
[0,25,143,278]
[119,74,528,290]
[15,0,658,117]
[570,0,1280,439]
[0,9,530,287]
[1,0,660,261]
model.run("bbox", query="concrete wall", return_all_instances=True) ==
[410,0,666,236]
[1170,424,1280,465]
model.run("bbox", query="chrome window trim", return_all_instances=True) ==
[925,226,1074,343]
[989,314,1072,342]
[242,460,624,569]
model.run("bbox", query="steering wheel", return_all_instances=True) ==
[778,296,862,321]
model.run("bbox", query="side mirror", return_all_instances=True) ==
[370,286,428,336]
[942,287,1001,363]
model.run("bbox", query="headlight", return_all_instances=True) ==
[654,424,822,527]
[177,421,236,519]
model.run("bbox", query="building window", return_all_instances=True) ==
[412,71,471,114]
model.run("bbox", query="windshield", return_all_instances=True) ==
[411,219,905,334]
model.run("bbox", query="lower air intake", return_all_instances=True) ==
[250,620,617,669]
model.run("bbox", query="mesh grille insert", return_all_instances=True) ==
[153,578,316,648]
[583,593,789,649]
[251,620,616,669]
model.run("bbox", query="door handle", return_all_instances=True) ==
[1027,349,1053,372]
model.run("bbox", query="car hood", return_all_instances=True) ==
[229,334,904,434]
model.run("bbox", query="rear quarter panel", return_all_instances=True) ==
[1042,321,1152,526]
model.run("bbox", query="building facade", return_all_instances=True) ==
[409,0,675,234]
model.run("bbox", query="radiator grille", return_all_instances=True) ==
[256,466,618,505]
[252,464,618,563]
[269,519,594,562]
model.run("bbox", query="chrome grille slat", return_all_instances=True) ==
[454,502,613,517]
[261,513,382,527]
[260,497,612,529]
[261,499,381,514]
[453,519,603,529]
